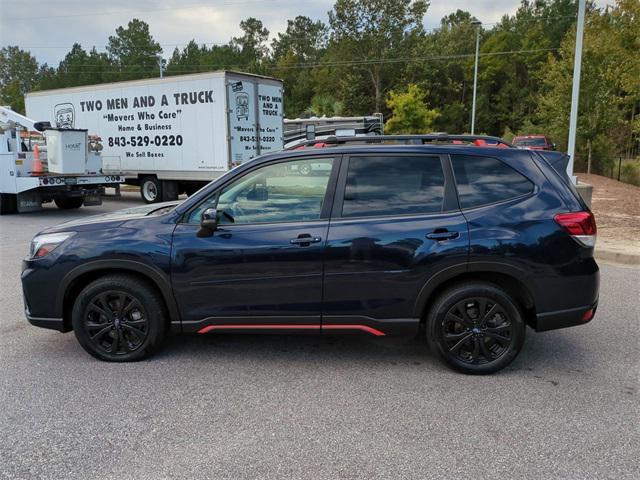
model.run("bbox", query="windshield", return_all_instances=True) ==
[513,137,546,147]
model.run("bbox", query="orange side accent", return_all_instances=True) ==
[32,144,44,174]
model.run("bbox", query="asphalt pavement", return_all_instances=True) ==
[0,193,638,480]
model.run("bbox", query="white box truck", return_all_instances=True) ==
[25,71,284,203]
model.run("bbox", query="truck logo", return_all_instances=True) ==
[54,103,75,128]
[231,81,243,92]
[235,92,249,121]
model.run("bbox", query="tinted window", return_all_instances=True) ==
[513,137,546,147]
[341,156,445,218]
[188,158,334,224]
[451,155,534,208]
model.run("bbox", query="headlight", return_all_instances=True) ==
[30,232,75,259]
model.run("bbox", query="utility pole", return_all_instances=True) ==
[470,20,482,135]
[566,0,586,183]
[157,55,164,78]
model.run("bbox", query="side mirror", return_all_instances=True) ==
[197,208,218,237]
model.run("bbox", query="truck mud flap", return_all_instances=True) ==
[83,194,102,206]
[17,191,43,213]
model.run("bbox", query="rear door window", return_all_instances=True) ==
[341,155,445,218]
[451,155,534,209]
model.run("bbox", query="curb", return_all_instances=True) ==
[595,248,640,266]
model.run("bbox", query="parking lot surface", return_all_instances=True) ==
[1,193,638,480]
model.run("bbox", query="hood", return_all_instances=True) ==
[42,201,181,232]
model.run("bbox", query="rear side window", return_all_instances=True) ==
[451,155,534,209]
[341,155,445,218]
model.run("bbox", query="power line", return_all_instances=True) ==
[40,47,561,73]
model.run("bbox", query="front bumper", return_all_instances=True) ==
[534,301,598,332]
[25,311,66,332]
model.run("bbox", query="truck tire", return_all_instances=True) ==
[54,197,84,210]
[140,176,162,203]
[161,180,179,202]
[0,194,18,215]
[184,183,201,196]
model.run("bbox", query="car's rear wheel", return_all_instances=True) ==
[426,283,525,374]
[71,275,167,362]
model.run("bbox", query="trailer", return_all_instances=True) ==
[284,114,383,149]
[25,71,284,203]
[0,107,121,215]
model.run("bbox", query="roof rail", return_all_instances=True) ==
[288,134,513,150]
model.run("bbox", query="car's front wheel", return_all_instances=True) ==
[71,275,167,362]
[426,282,525,374]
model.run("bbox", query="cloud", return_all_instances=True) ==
[0,0,615,66]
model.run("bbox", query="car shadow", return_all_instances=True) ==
[149,328,591,375]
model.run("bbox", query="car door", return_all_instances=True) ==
[322,153,469,336]
[171,155,339,333]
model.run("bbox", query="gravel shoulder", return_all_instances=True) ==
[577,173,640,257]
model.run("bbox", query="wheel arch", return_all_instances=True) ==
[414,262,537,329]
[58,260,180,332]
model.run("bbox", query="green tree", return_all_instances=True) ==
[0,46,41,113]
[107,19,162,80]
[232,17,269,73]
[309,93,344,117]
[327,0,429,112]
[407,10,479,133]
[272,16,327,116]
[538,7,628,173]
[385,84,439,133]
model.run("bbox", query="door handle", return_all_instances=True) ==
[290,234,322,245]
[426,230,459,241]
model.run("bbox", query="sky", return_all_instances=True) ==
[0,0,615,66]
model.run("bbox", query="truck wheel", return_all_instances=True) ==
[54,197,84,210]
[161,180,179,202]
[184,183,201,196]
[0,194,18,215]
[299,164,312,176]
[140,176,162,203]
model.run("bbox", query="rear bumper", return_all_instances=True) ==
[533,301,597,332]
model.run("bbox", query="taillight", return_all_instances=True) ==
[554,211,597,247]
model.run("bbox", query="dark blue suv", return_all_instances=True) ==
[22,136,599,374]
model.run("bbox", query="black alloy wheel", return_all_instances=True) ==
[427,283,525,374]
[441,298,512,365]
[72,275,166,361]
[82,291,149,356]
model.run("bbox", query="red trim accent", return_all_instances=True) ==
[322,324,386,336]
[197,324,386,336]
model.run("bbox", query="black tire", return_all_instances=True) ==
[0,193,18,215]
[140,176,162,203]
[184,183,201,196]
[161,180,179,202]
[71,275,167,362]
[426,282,526,375]
[54,197,84,210]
